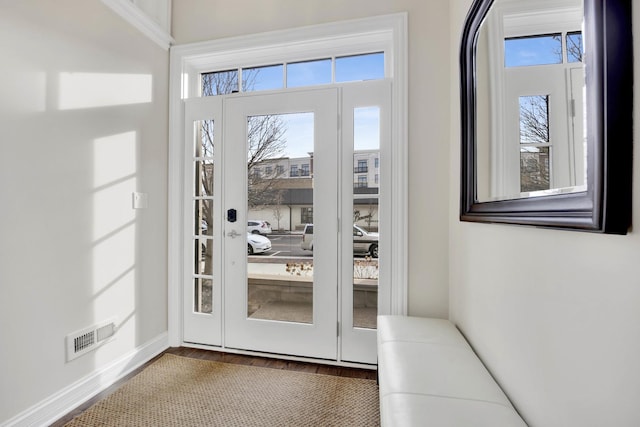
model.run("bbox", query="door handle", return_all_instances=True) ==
[227,229,241,239]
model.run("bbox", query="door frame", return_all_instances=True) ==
[168,14,408,354]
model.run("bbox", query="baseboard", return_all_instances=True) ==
[2,332,169,427]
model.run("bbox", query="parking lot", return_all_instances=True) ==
[253,233,310,258]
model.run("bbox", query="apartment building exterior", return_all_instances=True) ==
[249,149,380,231]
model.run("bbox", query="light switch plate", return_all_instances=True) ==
[132,192,148,209]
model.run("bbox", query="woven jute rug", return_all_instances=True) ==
[64,353,380,426]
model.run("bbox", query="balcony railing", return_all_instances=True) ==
[354,166,368,173]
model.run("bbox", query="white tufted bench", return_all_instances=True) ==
[377,315,527,426]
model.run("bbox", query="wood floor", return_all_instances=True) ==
[50,347,377,426]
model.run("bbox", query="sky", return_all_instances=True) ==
[504,33,582,67]
[278,107,380,158]
[242,52,384,158]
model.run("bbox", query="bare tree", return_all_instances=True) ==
[246,116,288,209]
[271,191,285,231]
[197,68,289,268]
[519,95,549,144]
[553,32,583,63]
[519,95,550,192]
[566,32,583,62]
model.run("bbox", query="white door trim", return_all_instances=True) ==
[168,13,408,347]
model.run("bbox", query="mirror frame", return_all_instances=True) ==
[460,0,633,233]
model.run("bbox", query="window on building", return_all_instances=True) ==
[276,165,285,176]
[375,157,379,168]
[265,166,273,176]
[355,175,367,188]
[290,165,299,177]
[301,164,310,176]
[375,174,379,184]
[301,207,313,224]
[355,160,368,173]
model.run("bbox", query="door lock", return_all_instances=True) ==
[227,208,237,223]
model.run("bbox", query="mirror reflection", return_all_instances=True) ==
[476,0,585,202]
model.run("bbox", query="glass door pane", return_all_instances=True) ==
[193,120,215,314]
[340,80,391,364]
[246,113,315,324]
[183,96,223,346]
[352,107,380,329]
[223,88,338,360]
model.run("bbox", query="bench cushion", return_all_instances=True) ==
[377,315,526,427]
[381,394,528,427]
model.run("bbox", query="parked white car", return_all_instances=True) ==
[301,224,379,258]
[248,220,272,235]
[248,232,271,255]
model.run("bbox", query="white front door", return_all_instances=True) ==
[182,81,391,363]
[224,88,339,359]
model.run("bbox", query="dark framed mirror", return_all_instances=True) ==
[460,0,632,233]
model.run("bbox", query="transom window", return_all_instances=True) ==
[201,52,384,95]
[505,31,582,68]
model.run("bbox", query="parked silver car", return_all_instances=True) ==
[300,224,378,258]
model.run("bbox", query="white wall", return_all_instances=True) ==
[450,1,640,426]
[172,0,452,318]
[0,0,168,422]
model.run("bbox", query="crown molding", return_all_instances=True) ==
[101,0,174,50]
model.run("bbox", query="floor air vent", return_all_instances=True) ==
[66,318,117,362]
